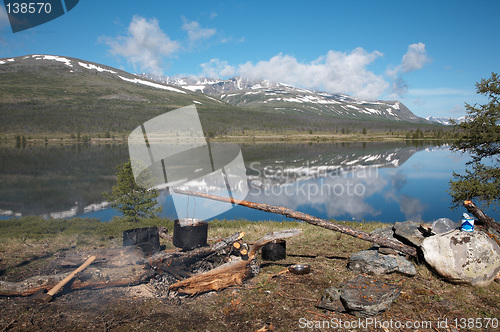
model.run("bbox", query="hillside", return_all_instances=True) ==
[0,55,443,136]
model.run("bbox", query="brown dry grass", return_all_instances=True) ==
[0,218,499,331]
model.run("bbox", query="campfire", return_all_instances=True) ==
[0,224,302,300]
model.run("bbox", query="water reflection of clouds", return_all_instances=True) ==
[384,170,425,221]
[247,166,387,219]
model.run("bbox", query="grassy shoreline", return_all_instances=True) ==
[1,216,499,331]
[0,130,458,145]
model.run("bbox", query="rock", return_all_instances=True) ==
[432,218,459,234]
[370,226,409,255]
[340,275,400,317]
[317,287,345,312]
[317,276,401,317]
[348,250,416,276]
[393,221,425,247]
[370,226,406,249]
[422,229,500,286]
[371,226,400,242]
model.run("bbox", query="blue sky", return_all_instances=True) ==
[1,0,499,118]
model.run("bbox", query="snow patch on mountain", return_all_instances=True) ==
[118,76,186,93]
[135,74,429,122]
[0,58,14,65]
[78,62,117,74]
[426,116,466,125]
[32,55,73,67]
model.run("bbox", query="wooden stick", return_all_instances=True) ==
[173,189,418,257]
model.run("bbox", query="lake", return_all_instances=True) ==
[1,141,498,224]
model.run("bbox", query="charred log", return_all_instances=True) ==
[169,229,302,295]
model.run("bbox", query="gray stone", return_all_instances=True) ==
[370,226,406,249]
[422,229,500,286]
[393,221,425,247]
[432,218,459,234]
[340,275,400,317]
[317,287,344,312]
[371,226,400,242]
[349,250,416,276]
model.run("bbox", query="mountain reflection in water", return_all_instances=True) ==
[1,141,498,223]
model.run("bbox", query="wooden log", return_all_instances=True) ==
[463,200,500,233]
[173,189,418,257]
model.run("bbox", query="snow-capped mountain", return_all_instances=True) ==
[140,74,431,123]
[425,116,466,125]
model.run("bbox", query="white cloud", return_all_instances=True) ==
[236,48,388,100]
[182,17,216,42]
[201,58,236,78]
[387,43,430,97]
[101,16,179,75]
[391,77,409,96]
[401,42,429,73]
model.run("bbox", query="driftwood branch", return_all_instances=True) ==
[173,189,418,257]
[463,200,499,233]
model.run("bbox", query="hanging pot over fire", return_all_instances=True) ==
[173,218,208,251]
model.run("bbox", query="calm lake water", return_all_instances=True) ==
[1,141,498,224]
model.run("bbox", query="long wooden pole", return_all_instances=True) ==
[173,189,417,257]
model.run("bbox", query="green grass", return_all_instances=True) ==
[0,216,174,241]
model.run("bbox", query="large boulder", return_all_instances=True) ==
[421,229,500,286]
[348,250,416,276]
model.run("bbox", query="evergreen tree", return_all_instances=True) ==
[103,161,162,221]
[449,73,500,209]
